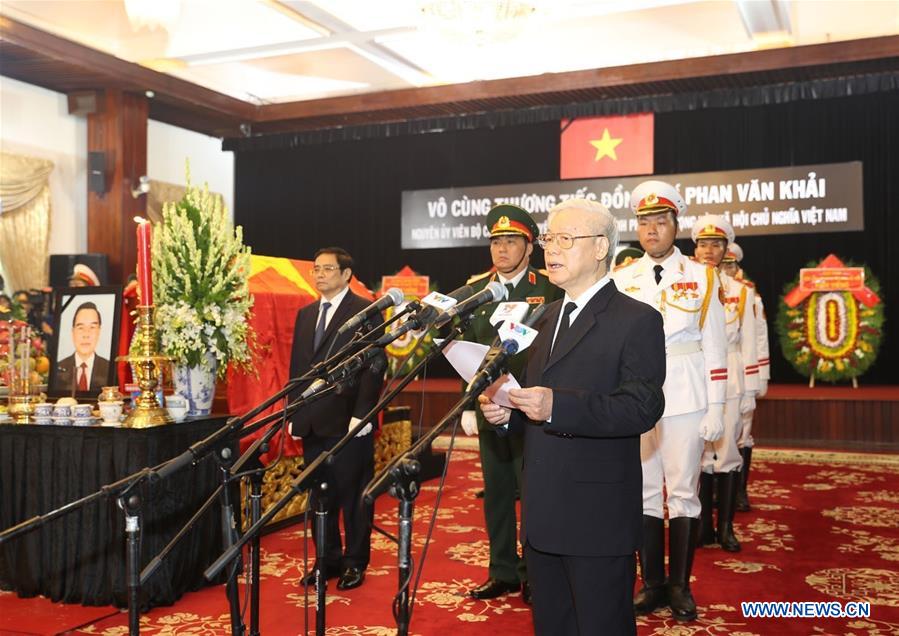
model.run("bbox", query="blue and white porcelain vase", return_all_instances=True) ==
[172,352,218,416]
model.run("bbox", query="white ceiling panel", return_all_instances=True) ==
[1,0,896,104]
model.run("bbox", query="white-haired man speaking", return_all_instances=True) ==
[480,199,666,635]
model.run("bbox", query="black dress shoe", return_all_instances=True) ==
[521,582,532,605]
[634,585,668,615]
[469,578,520,600]
[336,567,365,590]
[299,565,339,587]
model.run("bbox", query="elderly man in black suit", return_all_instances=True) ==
[288,247,385,591]
[480,199,666,635]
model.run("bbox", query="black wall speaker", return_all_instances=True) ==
[49,254,109,287]
[88,151,107,194]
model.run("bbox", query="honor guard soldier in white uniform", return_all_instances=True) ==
[612,181,728,622]
[723,242,770,511]
[692,219,759,552]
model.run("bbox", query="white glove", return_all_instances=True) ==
[460,410,478,436]
[698,403,724,442]
[740,391,757,415]
[350,416,372,438]
[758,380,768,398]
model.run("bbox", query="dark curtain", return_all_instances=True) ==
[234,90,898,384]
[0,418,233,608]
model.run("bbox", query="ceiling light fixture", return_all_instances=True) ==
[419,0,538,45]
[123,0,182,32]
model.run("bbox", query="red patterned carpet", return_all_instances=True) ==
[2,442,898,636]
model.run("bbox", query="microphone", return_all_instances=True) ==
[466,303,547,397]
[433,281,507,329]
[300,346,383,400]
[336,287,405,337]
[373,285,472,346]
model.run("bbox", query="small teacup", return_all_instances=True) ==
[34,416,53,425]
[73,404,93,418]
[166,405,188,422]
[99,401,123,424]
[166,394,187,409]
[52,405,72,418]
[52,416,72,426]
[35,403,54,417]
[72,416,94,427]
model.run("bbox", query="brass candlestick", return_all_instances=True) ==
[121,305,172,428]
[8,325,42,424]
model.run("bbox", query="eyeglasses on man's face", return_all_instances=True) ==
[310,265,341,275]
[536,233,605,250]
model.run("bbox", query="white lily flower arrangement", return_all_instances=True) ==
[151,167,255,376]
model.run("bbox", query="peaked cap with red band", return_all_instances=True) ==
[486,204,539,243]
[69,263,100,286]
[691,213,735,245]
[724,242,744,263]
[630,180,688,217]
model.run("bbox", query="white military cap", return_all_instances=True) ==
[630,180,687,217]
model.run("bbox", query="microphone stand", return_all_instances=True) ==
[139,391,333,636]
[203,317,472,635]
[363,319,510,636]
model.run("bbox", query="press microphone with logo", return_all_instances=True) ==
[466,303,547,397]
[336,287,405,337]
[373,285,472,346]
[433,281,507,329]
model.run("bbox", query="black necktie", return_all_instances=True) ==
[313,301,331,350]
[654,264,664,285]
[504,283,515,300]
[552,302,577,354]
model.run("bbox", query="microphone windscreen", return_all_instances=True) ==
[384,287,405,307]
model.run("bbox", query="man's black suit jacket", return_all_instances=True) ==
[509,280,666,558]
[57,354,111,393]
[288,291,385,438]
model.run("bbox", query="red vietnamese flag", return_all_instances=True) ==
[560,113,654,179]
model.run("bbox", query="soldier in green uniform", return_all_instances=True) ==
[461,204,561,604]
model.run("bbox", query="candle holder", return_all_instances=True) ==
[7,325,43,424]
[120,305,172,428]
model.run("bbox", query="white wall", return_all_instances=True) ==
[0,76,87,256]
[147,119,234,215]
[0,76,235,268]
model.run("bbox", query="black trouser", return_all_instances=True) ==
[303,432,374,570]
[526,541,636,636]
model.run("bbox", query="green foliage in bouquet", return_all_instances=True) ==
[152,165,255,376]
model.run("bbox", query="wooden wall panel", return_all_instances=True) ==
[87,89,148,283]
[392,381,898,452]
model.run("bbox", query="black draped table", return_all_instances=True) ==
[0,416,234,608]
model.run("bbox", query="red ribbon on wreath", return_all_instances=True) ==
[784,254,881,308]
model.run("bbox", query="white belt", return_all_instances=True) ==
[666,341,701,356]
[727,343,740,353]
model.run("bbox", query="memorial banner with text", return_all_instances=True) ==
[401,162,863,249]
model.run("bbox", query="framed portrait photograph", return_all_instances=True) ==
[48,286,123,399]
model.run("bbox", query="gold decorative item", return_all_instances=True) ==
[7,324,43,424]
[120,305,172,428]
[99,385,125,403]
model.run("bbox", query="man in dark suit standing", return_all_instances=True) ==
[480,199,666,635]
[56,301,110,394]
[461,205,561,605]
[288,247,385,591]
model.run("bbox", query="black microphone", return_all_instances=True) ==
[373,285,473,346]
[336,287,405,337]
[300,346,383,400]
[466,303,547,397]
[433,281,507,329]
